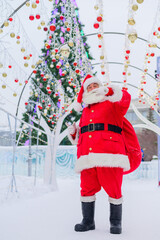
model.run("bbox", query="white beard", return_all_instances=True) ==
[82,86,108,105]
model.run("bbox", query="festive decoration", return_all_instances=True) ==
[20,0,93,145]
[94,0,110,84]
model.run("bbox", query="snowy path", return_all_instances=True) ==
[0,176,160,240]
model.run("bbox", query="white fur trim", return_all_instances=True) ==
[104,84,123,102]
[73,102,83,112]
[109,196,123,205]
[80,195,96,202]
[83,77,102,91]
[75,153,130,173]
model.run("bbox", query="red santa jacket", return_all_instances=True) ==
[69,85,141,173]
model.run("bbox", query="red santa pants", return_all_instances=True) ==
[80,167,123,203]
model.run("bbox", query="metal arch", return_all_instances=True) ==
[84,32,160,50]
[110,80,150,98]
[0,0,30,29]
[93,61,157,82]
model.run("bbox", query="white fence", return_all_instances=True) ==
[0,145,158,180]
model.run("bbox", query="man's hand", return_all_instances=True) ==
[66,122,77,135]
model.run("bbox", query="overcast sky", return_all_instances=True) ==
[0,0,159,128]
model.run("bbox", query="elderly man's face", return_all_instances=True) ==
[87,83,99,92]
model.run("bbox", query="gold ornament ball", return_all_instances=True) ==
[94,5,99,10]
[100,56,104,60]
[0,63,3,68]
[0,29,3,34]
[32,3,37,8]
[31,64,35,69]
[26,2,30,7]
[64,21,69,26]
[4,21,9,27]
[128,72,131,76]
[16,40,20,44]
[68,41,74,47]
[35,93,38,97]
[19,83,22,86]
[2,85,6,89]
[101,64,105,68]
[37,26,41,30]
[136,0,144,3]
[13,93,17,97]
[10,32,15,38]
[41,21,45,26]
[27,56,30,60]
[56,54,60,59]
[49,0,53,1]
[21,47,25,52]
[2,73,7,77]
[24,63,28,67]
[132,4,138,11]
[128,18,135,25]
[128,32,138,43]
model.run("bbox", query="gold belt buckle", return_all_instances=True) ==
[88,123,95,132]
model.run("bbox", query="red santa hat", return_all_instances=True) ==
[73,74,102,112]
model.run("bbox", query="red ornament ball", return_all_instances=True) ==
[52,58,56,62]
[73,62,77,66]
[126,50,130,54]
[15,79,19,83]
[56,65,60,69]
[98,45,102,48]
[50,25,56,31]
[75,69,80,74]
[97,16,102,22]
[36,0,39,3]
[67,27,71,32]
[36,14,40,19]
[101,71,105,75]
[25,80,28,84]
[9,18,13,22]
[60,16,64,20]
[8,65,12,68]
[25,102,28,106]
[93,23,99,29]
[33,70,37,74]
[29,15,34,21]
[158,27,160,31]
[44,27,48,32]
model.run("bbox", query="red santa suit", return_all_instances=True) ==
[69,75,141,205]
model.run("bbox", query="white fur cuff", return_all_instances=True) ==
[73,102,83,112]
[80,195,96,202]
[109,196,123,205]
[105,84,123,102]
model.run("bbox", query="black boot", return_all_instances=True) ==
[110,203,122,234]
[74,201,95,232]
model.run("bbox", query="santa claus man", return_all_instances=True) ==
[68,74,140,234]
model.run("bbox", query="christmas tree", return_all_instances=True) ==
[17,0,93,147]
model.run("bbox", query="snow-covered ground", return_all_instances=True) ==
[0,175,160,240]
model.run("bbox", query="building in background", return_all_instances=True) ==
[125,99,158,161]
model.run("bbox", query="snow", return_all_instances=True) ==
[0,176,160,240]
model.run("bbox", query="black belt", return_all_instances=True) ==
[81,123,122,134]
